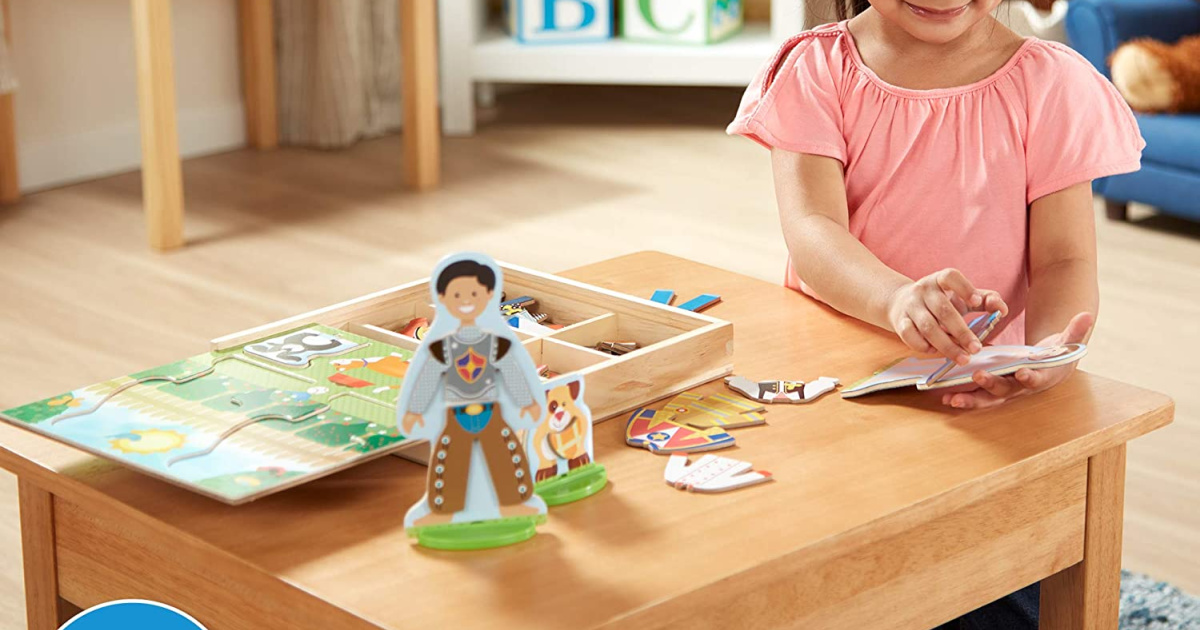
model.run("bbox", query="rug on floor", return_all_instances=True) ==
[1122,570,1200,629]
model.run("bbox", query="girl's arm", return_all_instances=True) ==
[772,149,1006,364]
[944,181,1098,409]
[1025,182,1099,344]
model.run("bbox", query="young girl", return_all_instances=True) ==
[728,0,1142,412]
[729,2,1142,627]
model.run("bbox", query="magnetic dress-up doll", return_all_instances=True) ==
[397,253,548,545]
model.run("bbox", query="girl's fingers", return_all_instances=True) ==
[896,316,934,353]
[945,389,1007,410]
[948,293,970,315]
[946,370,1047,411]
[1062,312,1095,344]
[912,310,968,364]
[973,370,1018,398]
[980,290,1009,316]
[924,291,981,354]
[935,269,982,308]
[946,380,1035,409]
[1013,368,1052,391]
[945,392,978,409]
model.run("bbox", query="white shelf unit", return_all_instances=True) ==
[437,0,808,135]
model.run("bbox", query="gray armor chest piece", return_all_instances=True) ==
[443,333,498,401]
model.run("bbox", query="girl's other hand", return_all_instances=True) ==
[401,412,425,434]
[942,312,1094,410]
[886,268,1009,365]
[521,402,543,421]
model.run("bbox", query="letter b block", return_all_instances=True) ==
[507,0,615,44]
[621,0,744,45]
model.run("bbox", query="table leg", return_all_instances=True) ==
[238,0,278,150]
[18,479,61,630]
[131,0,185,251]
[0,0,20,203]
[0,93,16,203]
[1040,444,1126,630]
[399,0,441,191]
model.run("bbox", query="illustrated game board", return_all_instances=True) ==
[0,325,414,504]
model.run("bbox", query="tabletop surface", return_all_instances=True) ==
[0,252,1174,630]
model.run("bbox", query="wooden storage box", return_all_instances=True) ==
[211,262,734,424]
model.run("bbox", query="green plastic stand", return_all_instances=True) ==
[407,514,548,551]
[535,463,608,506]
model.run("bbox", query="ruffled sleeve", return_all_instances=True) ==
[1023,42,1145,204]
[727,32,847,164]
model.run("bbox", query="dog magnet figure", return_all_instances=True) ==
[397,253,548,550]
[528,375,607,506]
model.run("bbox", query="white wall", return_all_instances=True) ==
[8,0,245,192]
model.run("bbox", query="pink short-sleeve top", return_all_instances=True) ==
[728,21,1144,345]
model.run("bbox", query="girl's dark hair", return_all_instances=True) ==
[436,260,496,294]
[836,0,871,20]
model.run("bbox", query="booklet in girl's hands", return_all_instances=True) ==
[841,311,1087,398]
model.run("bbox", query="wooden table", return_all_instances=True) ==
[2,252,1173,630]
[0,0,441,251]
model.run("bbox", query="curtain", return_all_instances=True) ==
[275,0,402,149]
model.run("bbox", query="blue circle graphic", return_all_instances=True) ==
[61,600,207,630]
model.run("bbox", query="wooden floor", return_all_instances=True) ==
[0,85,1196,626]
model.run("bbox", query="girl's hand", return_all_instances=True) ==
[401,412,425,434]
[942,312,1094,410]
[886,269,1009,365]
[520,402,543,421]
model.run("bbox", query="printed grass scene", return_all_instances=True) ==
[1,325,414,503]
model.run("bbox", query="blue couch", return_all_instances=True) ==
[1066,0,1200,221]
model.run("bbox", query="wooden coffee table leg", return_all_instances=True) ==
[238,0,279,150]
[131,0,186,250]
[18,479,62,630]
[1040,444,1126,630]
[0,0,20,204]
[400,0,441,190]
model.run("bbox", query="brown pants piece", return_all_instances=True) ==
[428,407,534,514]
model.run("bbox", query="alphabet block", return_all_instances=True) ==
[507,0,615,44]
[620,0,744,45]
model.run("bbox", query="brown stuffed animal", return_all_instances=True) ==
[1109,35,1200,113]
